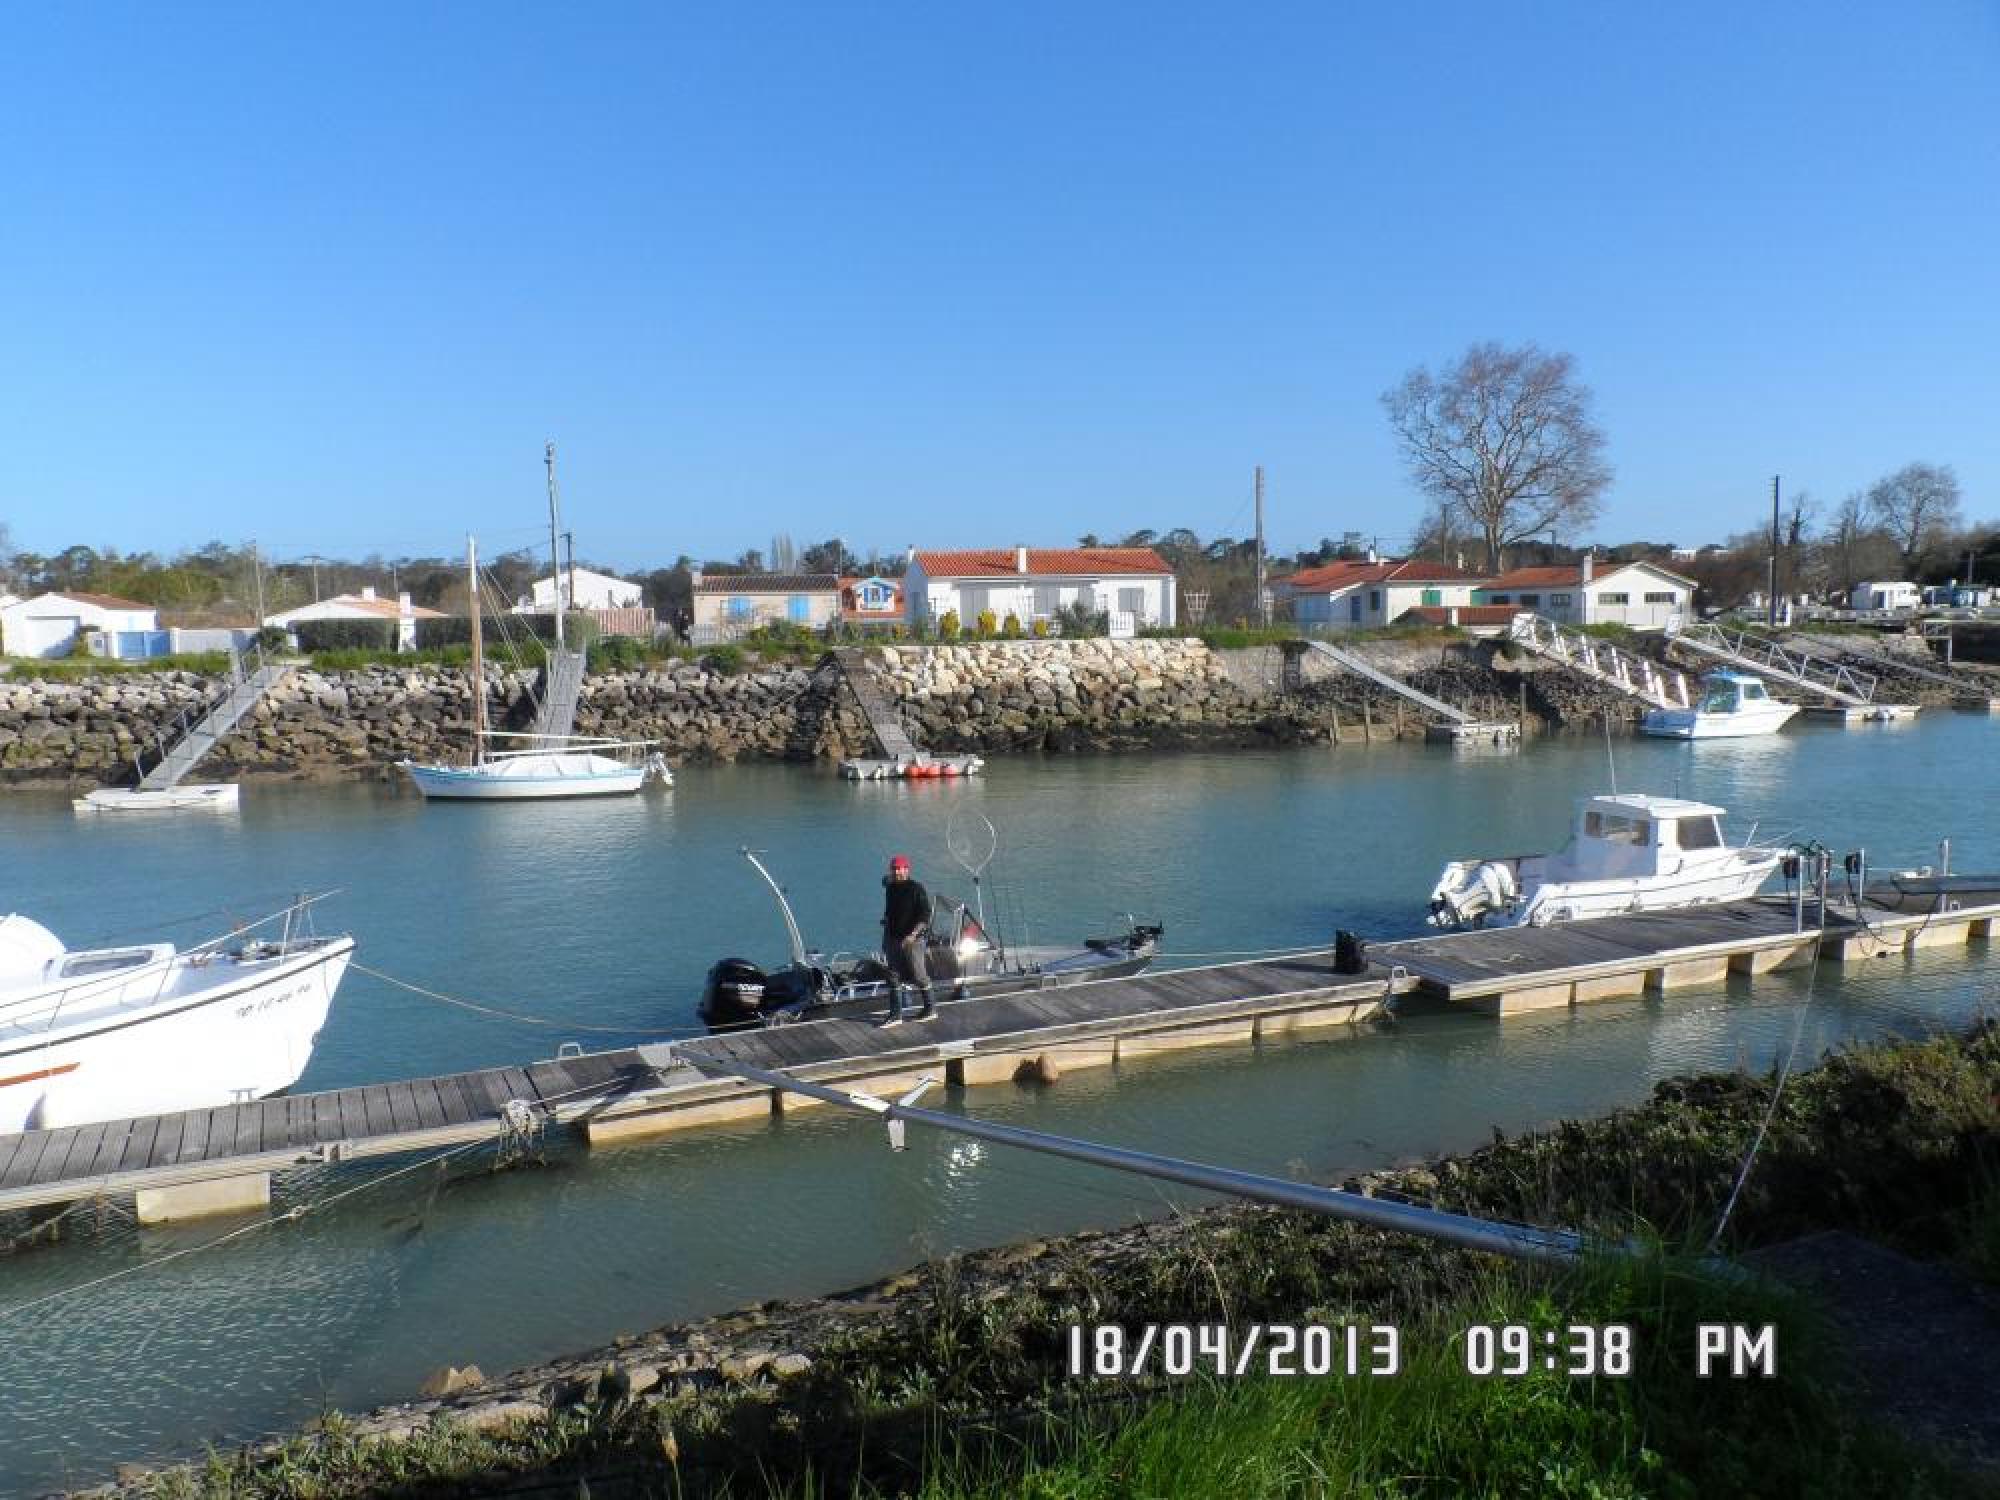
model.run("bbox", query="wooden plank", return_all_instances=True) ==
[229,1100,263,1161]
[47,1122,108,1185]
[383,1080,424,1136]
[0,1133,24,1184]
[150,1110,189,1168]
[310,1087,347,1144]
[0,1128,56,1189]
[112,1113,165,1175]
[357,1085,395,1141]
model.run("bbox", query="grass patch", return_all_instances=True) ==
[2,651,236,681]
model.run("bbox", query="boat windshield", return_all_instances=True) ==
[1698,680,1742,713]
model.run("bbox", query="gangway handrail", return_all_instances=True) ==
[1505,613,1689,710]
[1665,620,1876,704]
[1299,639,1469,723]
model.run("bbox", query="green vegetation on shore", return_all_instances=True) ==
[104,1022,2000,1498]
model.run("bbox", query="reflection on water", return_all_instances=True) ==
[1,715,1996,1490]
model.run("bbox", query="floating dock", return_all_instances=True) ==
[3,895,1993,1224]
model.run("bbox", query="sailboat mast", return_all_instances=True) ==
[467,535,487,764]
[545,441,565,652]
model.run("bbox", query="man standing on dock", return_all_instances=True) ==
[880,854,936,1026]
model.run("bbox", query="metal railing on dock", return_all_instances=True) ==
[1506,614,1689,709]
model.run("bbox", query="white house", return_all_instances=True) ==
[515,566,644,614]
[1849,581,1920,612]
[264,587,444,651]
[1275,557,1486,630]
[0,590,161,659]
[1474,557,1695,629]
[690,573,842,639]
[907,547,1177,631]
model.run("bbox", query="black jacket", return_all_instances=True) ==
[882,878,932,944]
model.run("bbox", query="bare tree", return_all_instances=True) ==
[1867,462,1963,575]
[1382,342,1611,572]
[1407,495,1475,566]
[1816,491,1900,597]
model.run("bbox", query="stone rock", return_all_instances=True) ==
[719,1349,776,1383]
[770,1352,813,1379]
[419,1364,486,1398]
[456,1398,547,1434]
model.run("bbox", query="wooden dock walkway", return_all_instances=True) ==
[2,894,1992,1224]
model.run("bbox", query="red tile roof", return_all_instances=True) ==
[332,594,445,619]
[692,573,839,594]
[913,547,1172,578]
[1280,559,1486,592]
[46,590,156,612]
[1483,559,1696,591]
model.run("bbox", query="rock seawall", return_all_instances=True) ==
[0,636,1643,786]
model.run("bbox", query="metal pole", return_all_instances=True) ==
[545,442,565,652]
[1767,475,1780,630]
[1254,466,1268,628]
[690,1058,1588,1264]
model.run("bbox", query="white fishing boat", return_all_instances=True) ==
[1427,793,1784,929]
[1640,672,1798,739]
[0,899,353,1134]
[400,448,669,801]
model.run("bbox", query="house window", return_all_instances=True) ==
[1550,593,1572,606]
[1348,596,1362,623]
[1519,593,1541,607]
[1598,592,1630,606]
[788,595,811,623]
[1644,591,1677,604]
[1368,590,1381,612]
[1420,588,1442,606]
[727,597,752,621]
[1116,586,1144,614]
[1033,584,1060,617]
[1488,593,1512,605]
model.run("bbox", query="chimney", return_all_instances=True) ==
[1366,545,1378,564]
[361,585,377,600]
[1455,550,1465,570]
[397,591,412,614]
[905,545,916,565]
[1015,545,1029,574]
[1581,552,1594,584]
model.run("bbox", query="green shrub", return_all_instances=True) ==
[294,618,397,653]
[701,644,747,675]
[975,608,998,638]
[1000,612,1022,638]
[1030,616,1050,638]
[939,610,961,640]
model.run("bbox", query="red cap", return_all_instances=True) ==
[889,854,911,873]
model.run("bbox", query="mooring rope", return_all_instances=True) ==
[350,960,709,1039]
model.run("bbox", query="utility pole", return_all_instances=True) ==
[563,530,575,615]
[250,540,266,622]
[301,553,326,603]
[1254,465,1268,628]
[1767,475,1781,630]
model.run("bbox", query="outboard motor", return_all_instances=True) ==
[700,957,770,1030]
[1333,929,1368,975]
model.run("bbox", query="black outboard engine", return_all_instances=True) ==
[1333,929,1368,975]
[700,958,770,1030]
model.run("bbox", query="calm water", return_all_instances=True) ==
[2,719,1997,1492]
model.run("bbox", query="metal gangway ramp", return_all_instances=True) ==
[530,646,587,741]
[1664,620,1878,706]
[1506,613,1690,710]
[832,647,923,759]
[1300,639,1517,743]
[137,643,292,790]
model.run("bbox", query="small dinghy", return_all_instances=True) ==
[1429,793,1783,928]
[698,849,1161,1031]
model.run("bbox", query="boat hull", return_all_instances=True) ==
[0,937,353,1134]
[401,753,652,800]
[1639,703,1799,739]
[73,785,240,813]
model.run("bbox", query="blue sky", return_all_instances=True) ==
[3,2,1996,572]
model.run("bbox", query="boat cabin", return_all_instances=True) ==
[1695,672,1775,715]
[1566,794,1732,880]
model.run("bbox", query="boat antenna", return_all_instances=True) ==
[545,440,565,654]
[946,810,998,932]
[1603,710,1617,795]
[740,847,809,966]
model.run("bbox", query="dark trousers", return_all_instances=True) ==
[887,933,932,1015]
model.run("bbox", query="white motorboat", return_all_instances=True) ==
[1640,672,1798,739]
[1427,793,1784,928]
[0,900,353,1134]
[73,785,241,814]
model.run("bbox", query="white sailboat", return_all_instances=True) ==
[400,448,669,801]
[1427,793,1784,928]
[0,899,352,1134]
